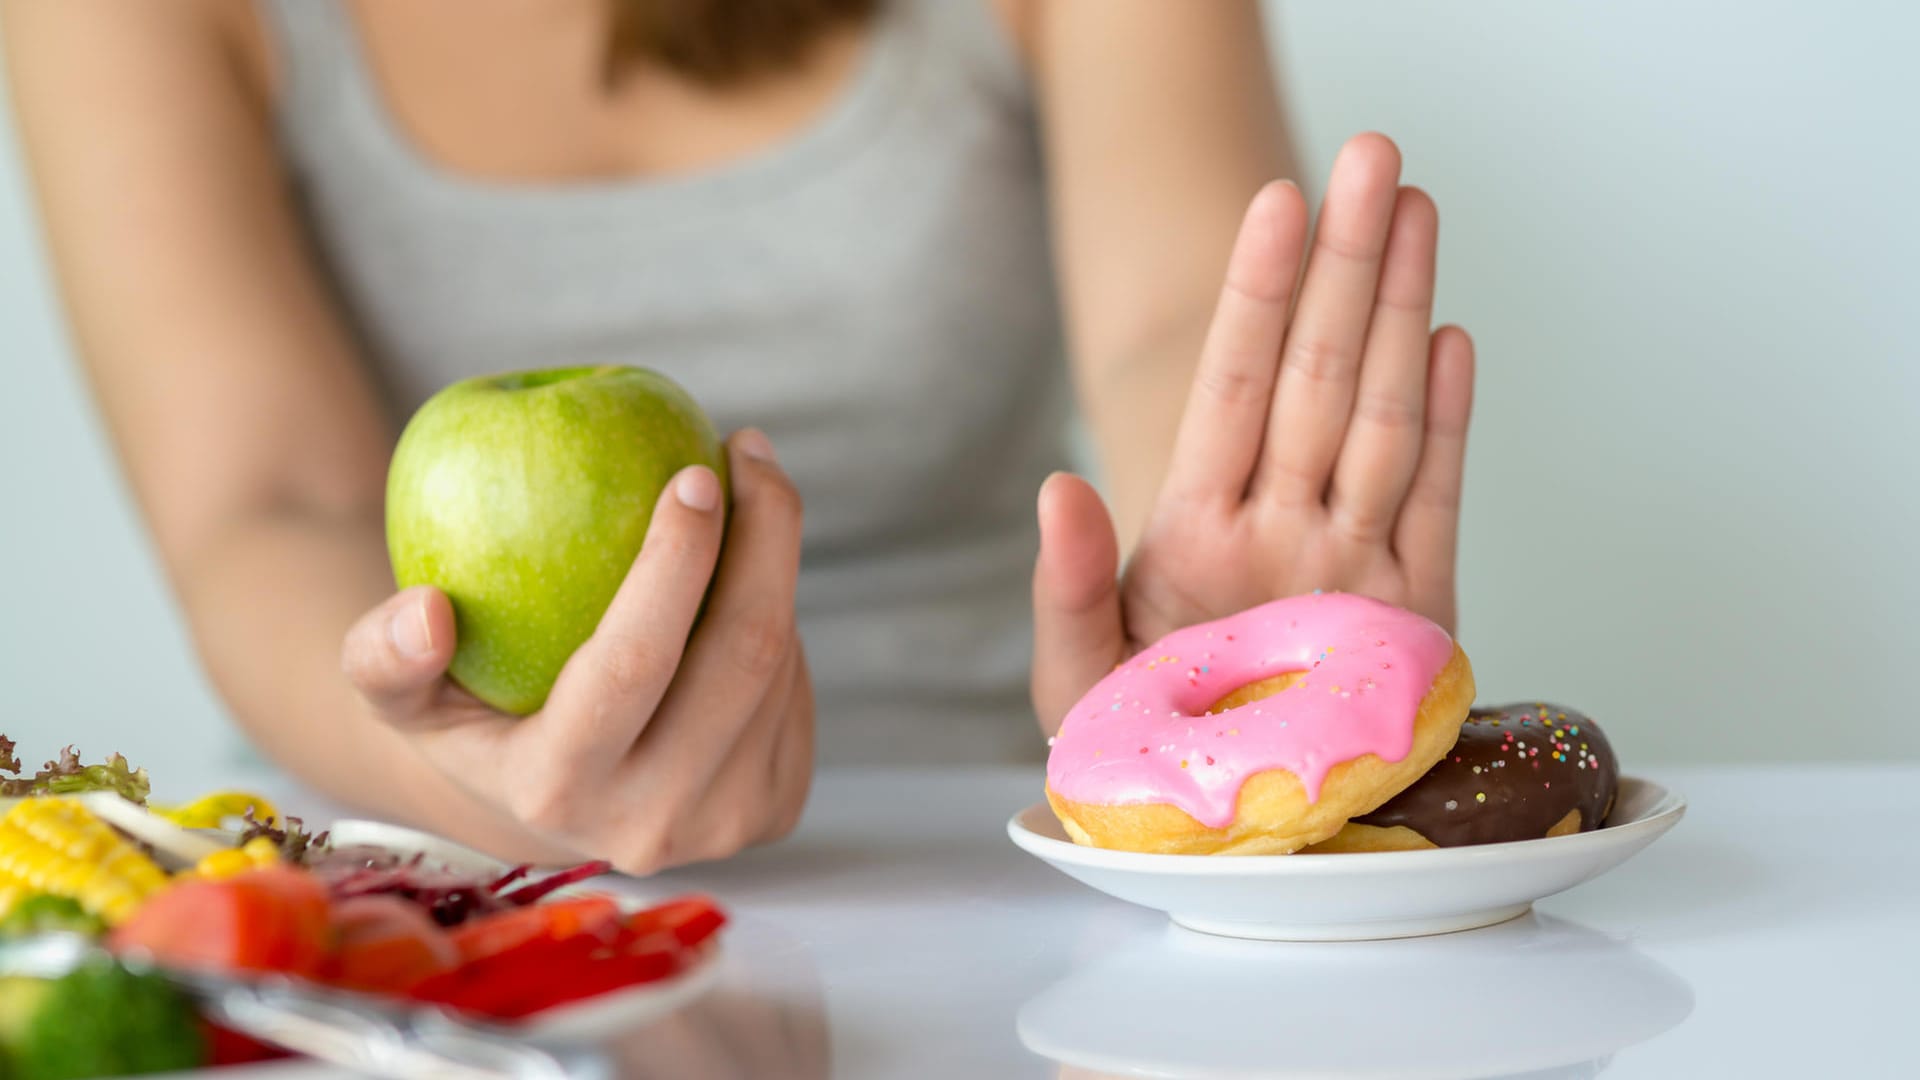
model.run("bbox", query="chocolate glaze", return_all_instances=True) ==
[1353,703,1617,847]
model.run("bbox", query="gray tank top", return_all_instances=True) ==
[258,0,1068,765]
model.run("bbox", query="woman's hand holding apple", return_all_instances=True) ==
[342,430,813,874]
[1031,134,1476,729]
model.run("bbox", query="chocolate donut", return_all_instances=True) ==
[1304,703,1617,852]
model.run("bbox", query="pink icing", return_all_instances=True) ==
[1045,593,1455,829]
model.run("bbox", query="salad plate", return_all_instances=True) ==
[0,740,727,1075]
[42,796,719,1065]
[322,818,722,1039]
[1008,776,1685,940]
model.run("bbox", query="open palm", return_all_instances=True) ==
[1033,134,1475,728]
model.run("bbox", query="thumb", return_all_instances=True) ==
[1031,472,1126,733]
[342,585,457,718]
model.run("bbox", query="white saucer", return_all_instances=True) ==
[1018,911,1694,1079]
[1007,776,1685,941]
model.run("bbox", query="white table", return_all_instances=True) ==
[212,765,1916,1079]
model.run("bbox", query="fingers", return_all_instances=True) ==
[678,643,806,863]
[1031,472,1126,733]
[1162,180,1310,504]
[1394,326,1475,591]
[633,430,804,800]
[1258,132,1403,502]
[676,642,815,862]
[342,585,457,719]
[1329,186,1440,539]
[760,645,815,845]
[535,461,728,774]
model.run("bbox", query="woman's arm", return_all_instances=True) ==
[1017,0,1296,546]
[4,0,811,870]
[3,0,437,810]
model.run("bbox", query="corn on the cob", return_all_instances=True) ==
[0,798,170,925]
[186,836,281,880]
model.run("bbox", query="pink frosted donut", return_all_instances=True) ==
[1045,593,1475,855]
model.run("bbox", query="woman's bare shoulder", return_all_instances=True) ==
[2,0,275,110]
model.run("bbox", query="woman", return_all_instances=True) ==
[4,0,1472,872]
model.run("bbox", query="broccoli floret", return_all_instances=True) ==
[0,898,105,940]
[0,960,205,1079]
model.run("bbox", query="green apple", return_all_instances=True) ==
[385,365,728,715]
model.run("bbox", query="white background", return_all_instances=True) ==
[1,1,1915,786]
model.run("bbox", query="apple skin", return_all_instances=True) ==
[386,365,728,716]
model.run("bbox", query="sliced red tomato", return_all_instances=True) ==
[419,940,687,1019]
[525,933,687,1013]
[109,867,331,977]
[406,893,726,1020]
[201,1022,291,1067]
[409,933,606,1018]
[447,894,622,965]
[620,895,727,950]
[327,895,459,993]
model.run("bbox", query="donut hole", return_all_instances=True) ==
[1208,670,1308,714]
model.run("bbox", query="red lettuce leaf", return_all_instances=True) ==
[0,741,149,804]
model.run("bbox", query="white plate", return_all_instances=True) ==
[324,819,522,877]
[1007,776,1685,941]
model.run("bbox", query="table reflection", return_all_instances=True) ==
[592,919,829,1080]
[1020,912,1692,1079]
